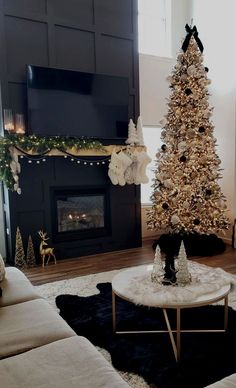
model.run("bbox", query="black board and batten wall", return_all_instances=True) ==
[0,0,141,262]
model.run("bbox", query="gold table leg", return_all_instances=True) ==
[112,290,229,362]
[176,308,181,362]
[162,308,181,362]
[224,295,228,330]
[112,290,116,333]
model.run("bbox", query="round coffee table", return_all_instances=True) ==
[112,264,231,362]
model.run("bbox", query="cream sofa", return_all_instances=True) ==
[1,267,236,388]
[0,267,129,387]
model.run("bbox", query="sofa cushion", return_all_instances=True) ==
[205,373,236,387]
[0,298,76,359]
[0,336,129,388]
[0,267,41,307]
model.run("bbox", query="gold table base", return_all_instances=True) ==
[112,290,229,362]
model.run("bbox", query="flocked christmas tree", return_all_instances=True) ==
[147,25,229,279]
[136,116,145,146]
[15,227,27,269]
[125,119,139,145]
[176,241,191,286]
[26,235,36,267]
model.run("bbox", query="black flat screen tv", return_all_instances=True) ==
[26,65,129,142]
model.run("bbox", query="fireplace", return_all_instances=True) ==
[4,157,141,261]
[51,186,111,242]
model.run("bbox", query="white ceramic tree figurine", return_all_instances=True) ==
[151,244,164,283]
[126,119,139,145]
[136,116,145,146]
[176,241,191,286]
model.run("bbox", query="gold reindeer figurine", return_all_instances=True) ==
[38,230,56,267]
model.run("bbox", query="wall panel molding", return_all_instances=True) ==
[0,0,141,261]
[0,0,139,115]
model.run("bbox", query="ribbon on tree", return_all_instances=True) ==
[181,24,204,53]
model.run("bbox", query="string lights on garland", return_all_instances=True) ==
[19,154,110,166]
[0,134,106,192]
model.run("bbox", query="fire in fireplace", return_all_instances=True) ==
[51,186,111,242]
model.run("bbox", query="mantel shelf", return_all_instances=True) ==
[14,144,146,157]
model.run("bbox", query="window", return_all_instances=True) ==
[141,127,161,204]
[138,0,171,57]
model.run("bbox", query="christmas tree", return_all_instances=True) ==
[15,227,27,269]
[176,241,191,286]
[147,25,229,266]
[26,235,36,267]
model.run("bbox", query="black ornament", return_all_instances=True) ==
[161,144,167,151]
[206,189,212,196]
[193,219,200,225]
[199,126,206,133]
[185,88,192,95]
[204,67,209,72]
[180,155,187,162]
[162,203,169,210]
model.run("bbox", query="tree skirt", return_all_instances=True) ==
[153,233,226,257]
[36,269,236,388]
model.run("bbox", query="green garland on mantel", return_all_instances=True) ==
[0,134,105,191]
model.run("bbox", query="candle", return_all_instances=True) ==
[3,109,14,132]
[15,113,25,134]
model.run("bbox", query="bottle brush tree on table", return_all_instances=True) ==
[147,25,229,283]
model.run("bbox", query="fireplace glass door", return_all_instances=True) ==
[52,187,110,241]
[57,195,104,232]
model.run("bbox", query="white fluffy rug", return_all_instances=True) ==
[35,266,236,388]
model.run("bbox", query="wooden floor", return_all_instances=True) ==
[24,239,236,285]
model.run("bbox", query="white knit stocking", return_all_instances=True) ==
[116,151,133,186]
[124,151,138,184]
[108,151,120,185]
[135,151,152,184]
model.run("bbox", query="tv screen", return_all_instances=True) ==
[26,65,129,141]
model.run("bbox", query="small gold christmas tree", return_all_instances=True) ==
[15,227,27,269]
[26,235,36,267]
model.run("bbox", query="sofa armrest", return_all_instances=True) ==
[0,267,41,307]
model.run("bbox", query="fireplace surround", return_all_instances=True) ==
[4,156,141,263]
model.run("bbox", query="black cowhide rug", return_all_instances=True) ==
[56,283,236,388]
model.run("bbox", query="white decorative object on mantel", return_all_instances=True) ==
[125,119,139,145]
[136,116,145,146]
